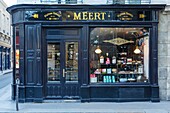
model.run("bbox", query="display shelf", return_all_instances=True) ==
[91,70,144,83]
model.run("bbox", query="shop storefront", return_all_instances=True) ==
[0,44,11,71]
[7,4,165,102]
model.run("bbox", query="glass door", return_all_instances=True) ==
[47,42,61,82]
[64,42,78,83]
[46,40,80,99]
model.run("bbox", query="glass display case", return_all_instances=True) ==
[90,27,149,83]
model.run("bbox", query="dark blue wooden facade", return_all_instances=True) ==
[7,4,165,102]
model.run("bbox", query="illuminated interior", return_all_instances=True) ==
[90,28,149,83]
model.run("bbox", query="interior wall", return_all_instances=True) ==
[144,35,149,80]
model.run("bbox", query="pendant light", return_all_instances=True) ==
[134,46,141,54]
[95,45,102,54]
[95,34,102,54]
[134,39,141,54]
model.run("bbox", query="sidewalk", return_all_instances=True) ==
[0,84,170,113]
[0,99,170,113]
[0,71,170,113]
[0,69,12,76]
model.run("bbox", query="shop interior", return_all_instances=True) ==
[90,27,149,83]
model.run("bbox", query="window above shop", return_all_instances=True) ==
[40,0,151,4]
[90,27,149,84]
[107,0,151,4]
[40,0,83,4]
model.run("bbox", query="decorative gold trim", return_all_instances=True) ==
[103,37,134,46]
[33,14,39,18]
[139,14,146,19]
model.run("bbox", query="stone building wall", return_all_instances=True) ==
[158,6,170,100]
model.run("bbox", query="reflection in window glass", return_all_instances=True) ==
[47,43,60,82]
[66,0,77,4]
[90,28,149,83]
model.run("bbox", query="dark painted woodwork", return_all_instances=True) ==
[19,24,43,102]
[7,4,165,13]
[11,26,16,100]
[25,10,152,21]
[151,85,159,102]
[19,24,25,85]
[18,24,26,102]
[46,84,80,99]
[12,11,24,24]
[81,85,151,102]
[152,24,158,85]
[25,25,36,85]
[7,4,165,25]
[45,28,81,99]
[25,24,42,83]
[7,4,165,102]
[82,26,89,85]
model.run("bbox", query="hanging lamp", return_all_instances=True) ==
[134,46,141,54]
[95,46,102,54]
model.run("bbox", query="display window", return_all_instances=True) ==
[90,27,149,83]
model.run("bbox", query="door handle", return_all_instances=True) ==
[63,69,67,77]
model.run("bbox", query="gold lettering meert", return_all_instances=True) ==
[73,12,81,20]
[73,12,106,20]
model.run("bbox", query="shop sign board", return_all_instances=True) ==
[25,10,151,21]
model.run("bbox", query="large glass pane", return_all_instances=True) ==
[47,43,60,82]
[90,28,149,83]
[65,42,78,82]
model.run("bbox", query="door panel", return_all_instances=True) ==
[46,40,80,99]
[46,42,63,98]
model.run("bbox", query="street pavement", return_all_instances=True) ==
[1,72,170,113]
[0,84,170,113]
[0,100,170,113]
[0,71,12,89]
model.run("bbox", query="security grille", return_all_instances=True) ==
[107,0,151,4]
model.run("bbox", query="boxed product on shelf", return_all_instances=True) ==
[94,69,101,74]
[103,75,115,83]
[112,76,115,83]
[127,58,132,64]
[101,68,107,74]
[90,74,97,83]
[112,68,117,73]
[90,77,97,83]
[107,68,112,74]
